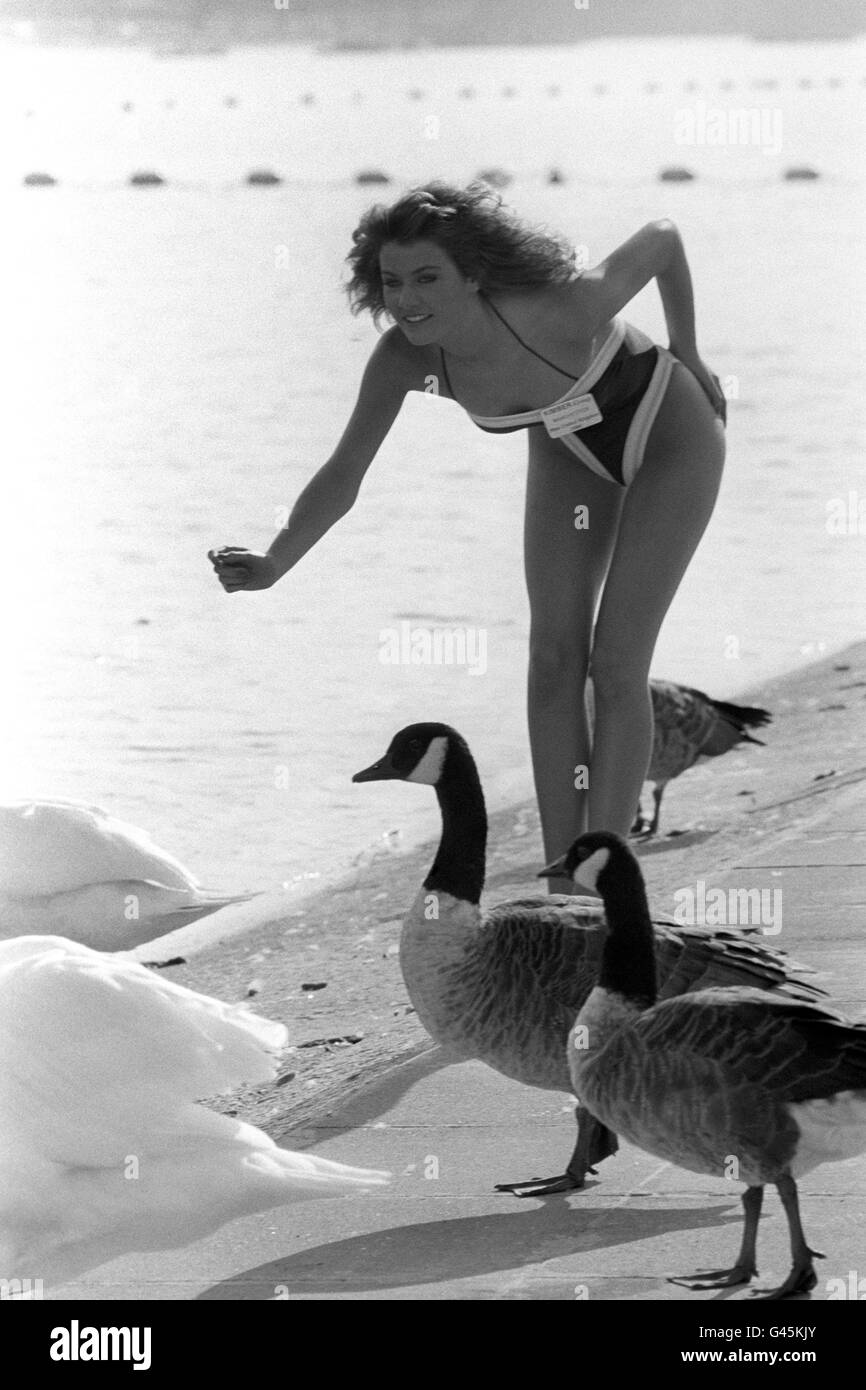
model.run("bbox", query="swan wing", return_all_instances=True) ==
[0,801,198,897]
[0,935,286,1162]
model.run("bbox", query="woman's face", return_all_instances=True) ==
[379,239,478,342]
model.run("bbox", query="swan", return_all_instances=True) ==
[634,682,772,836]
[353,722,823,1197]
[549,831,866,1299]
[0,799,253,949]
[0,936,389,1291]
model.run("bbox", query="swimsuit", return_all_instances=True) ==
[437,297,677,488]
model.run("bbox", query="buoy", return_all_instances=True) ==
[547,168,565,184]
[644,82,660,94]
[797,78,814,88]
[121,101,134,113]
[355,170,390,185]
[547,85,561,97]
[476,167,512,189]
[502,86,517,98]
[407,89,424,100]
[827,77,842,88]
[593,83,608,95]
[224,95,237,107]
[719,79,735,92]
[783,166,820,181]
[683,81,699,92]
[128,170,165,186]
[23,172,56,187]
[246,169,282,186]
[753,78,778,89]
[164,99,176,109]
[458,87,475,99]
[300,93,315,105]
[659,166,695,183]
[351,91,364,103]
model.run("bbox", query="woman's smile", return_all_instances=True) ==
[379,238,481,343]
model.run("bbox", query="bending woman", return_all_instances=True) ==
[210,183,726,890]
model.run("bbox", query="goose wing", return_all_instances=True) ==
[478,896,608,1023]
[653,922,824,1002]
[679,686,772,752]
[475,906,821,1021]
[634,988,866,1103]
[647,681,720,783]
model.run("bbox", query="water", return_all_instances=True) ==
[2,37,864,892]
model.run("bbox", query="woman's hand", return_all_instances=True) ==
[669,344,727,425]
[208,548,277,593]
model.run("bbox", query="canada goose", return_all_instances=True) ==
[0,800,253,949]
[545,832,866,1299]
[634,682,772,836]
[354,723,823,1197]
[0,936,389,1290]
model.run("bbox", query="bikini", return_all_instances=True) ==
[437,296,677,488]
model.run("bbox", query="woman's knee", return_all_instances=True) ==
[528,629,591,698]
[588,647,651,704]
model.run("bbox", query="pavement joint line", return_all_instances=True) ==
[748,767,866,813]
[733,856,866,867]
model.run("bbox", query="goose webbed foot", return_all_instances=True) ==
[629,809,648,837]
[494,1166,590,1199]
[669,1262,757,1291]
[630,788,664,839]
[669,1184,763,1292]
[746,1174,825,1298]
[748,1250,823,1301]
[495,1113,615,1198]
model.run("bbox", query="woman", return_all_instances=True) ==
[210,182,726,889]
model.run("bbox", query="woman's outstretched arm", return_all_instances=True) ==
[210,328,411,592]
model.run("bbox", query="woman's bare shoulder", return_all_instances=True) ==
[369,323,441,392]
[491,279,609,347]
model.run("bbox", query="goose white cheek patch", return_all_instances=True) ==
[406,737,448,786]
[574,848,610,893]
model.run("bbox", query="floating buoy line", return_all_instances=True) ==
[13,73,859,123]
[17,165,831,189]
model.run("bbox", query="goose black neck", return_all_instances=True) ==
[423,740,487,906]
[597,851,658,1008]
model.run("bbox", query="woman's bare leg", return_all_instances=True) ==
[524,430,622,890]
[588,364,726,835]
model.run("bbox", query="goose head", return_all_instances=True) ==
[354,723,486,905]
[352,723,462,787]
[540,833,656,1002]
[538,831,627,894]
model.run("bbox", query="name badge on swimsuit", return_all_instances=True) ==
[541,393,603,438]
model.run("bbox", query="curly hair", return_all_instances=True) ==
[344,181,577,324]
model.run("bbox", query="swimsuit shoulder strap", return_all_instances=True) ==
[482,293,579,381]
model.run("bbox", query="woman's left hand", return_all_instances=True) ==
[669,345,727,425]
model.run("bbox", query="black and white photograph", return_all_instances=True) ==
[2,0,865,1334]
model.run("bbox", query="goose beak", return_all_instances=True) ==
[537,854,568,879]
[352,756,400,783]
